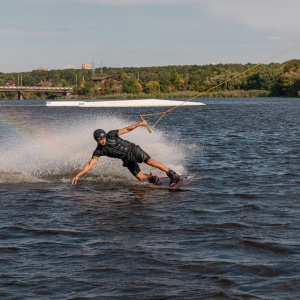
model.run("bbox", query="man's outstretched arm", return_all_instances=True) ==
[118,120,147,135]
[71,158,98,185]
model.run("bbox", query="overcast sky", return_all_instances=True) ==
[1,0,299,72]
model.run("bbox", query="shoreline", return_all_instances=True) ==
[0,89,273,101]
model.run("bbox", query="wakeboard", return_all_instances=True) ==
[139,174,196,189]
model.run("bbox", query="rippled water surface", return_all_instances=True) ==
[0,98,299,299]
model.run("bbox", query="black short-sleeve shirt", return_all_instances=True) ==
[92,130,134,160]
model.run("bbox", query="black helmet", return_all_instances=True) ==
[93,129,106,141]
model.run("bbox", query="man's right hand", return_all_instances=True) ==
[71,158,98,185]
[71,176,79,185]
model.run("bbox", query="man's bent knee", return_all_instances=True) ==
[146,158,169,173]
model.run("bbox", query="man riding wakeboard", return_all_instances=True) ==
[71,120,180,186]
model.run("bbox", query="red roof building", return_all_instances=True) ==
[92,76,121,84]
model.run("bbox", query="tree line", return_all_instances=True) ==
[1,59,300,99]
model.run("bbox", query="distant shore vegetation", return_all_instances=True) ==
[1,60,300,100]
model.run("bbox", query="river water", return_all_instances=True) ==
[0,98,299,299]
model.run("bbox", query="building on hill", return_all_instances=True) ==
[5,80,16,86]
[92,76,122,94]
[36,67,49,71]
[92,76,121,85]
[81,64,92,70]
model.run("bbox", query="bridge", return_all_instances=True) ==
[0,86,73,100]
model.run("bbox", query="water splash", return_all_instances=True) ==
[1,108,189,183]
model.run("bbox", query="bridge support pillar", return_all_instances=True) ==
[18,91,23,100]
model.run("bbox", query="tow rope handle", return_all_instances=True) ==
[140,109,171,133]
[139,114,152,133]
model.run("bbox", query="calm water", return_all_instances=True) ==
[0,98,299,299]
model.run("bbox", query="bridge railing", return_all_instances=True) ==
[0,86,73,91]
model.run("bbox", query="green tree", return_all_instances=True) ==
[171,72,181,90]
[123,79,142,94]
[22,73,36,86]
[133,80,143,93]
[59,79,68,87]
[290,79,300,97]
[82,82,96,97]
[77,73,83,87]
[144,81,160,94]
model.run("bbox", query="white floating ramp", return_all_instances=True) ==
[46,99,205,107]
[46,101,84,107]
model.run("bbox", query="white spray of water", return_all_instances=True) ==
[1,112,188,183]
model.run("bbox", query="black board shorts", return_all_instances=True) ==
[122,146,151,176]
